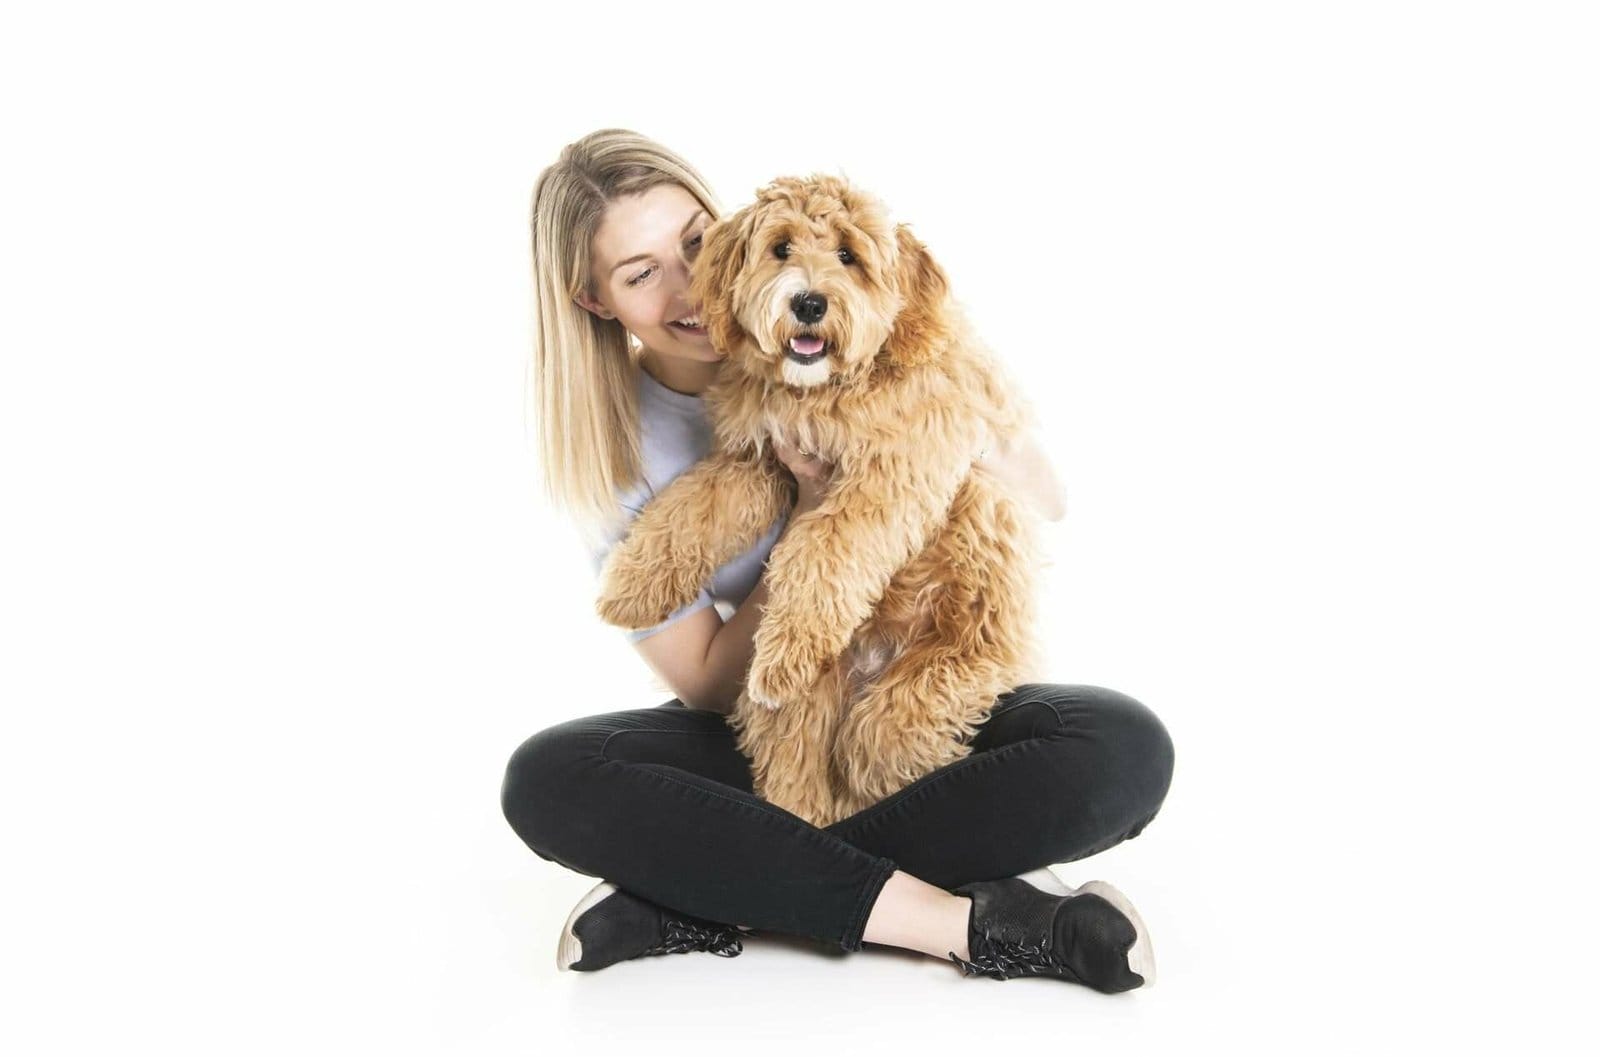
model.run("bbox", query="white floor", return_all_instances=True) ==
[424,749,1580,1055]
[20,673,1585,1055]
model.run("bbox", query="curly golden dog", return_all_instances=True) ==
[597,174,1045,827]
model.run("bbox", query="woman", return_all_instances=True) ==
[501,128,1175,992]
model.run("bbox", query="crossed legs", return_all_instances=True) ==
[500,683,1175,956]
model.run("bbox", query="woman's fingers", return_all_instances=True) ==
[773,438,828,478]
[772,438,834,515]
[794,454,831,482]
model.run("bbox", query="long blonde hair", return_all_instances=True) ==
[528,129,722,546]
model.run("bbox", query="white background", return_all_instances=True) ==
[3,1,1596,1052]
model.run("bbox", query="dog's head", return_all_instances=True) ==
[689,174,952,390]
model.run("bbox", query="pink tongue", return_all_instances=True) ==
[789,335,825,356]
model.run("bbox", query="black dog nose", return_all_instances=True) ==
[792,292,828,324]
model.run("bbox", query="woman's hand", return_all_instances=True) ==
[772,438,835,519]
[973,427,1067,521]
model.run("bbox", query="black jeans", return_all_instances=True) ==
[500,683,1174,952]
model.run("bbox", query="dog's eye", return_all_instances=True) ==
[773,241,790,260]
[837,248,856,265]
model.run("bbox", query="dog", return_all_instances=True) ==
[596,174,1045,827]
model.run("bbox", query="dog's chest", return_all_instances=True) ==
[837,582,941,701]
[843,633,895,690]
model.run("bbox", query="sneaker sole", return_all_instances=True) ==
[556,880,619,972]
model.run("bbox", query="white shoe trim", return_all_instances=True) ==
[1075,879,1157,988]
[556,880,618,972]
[1015,868,1157,988]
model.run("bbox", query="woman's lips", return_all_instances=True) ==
[669,321,707,336]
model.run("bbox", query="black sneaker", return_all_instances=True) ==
[947,875,1155,993]
[556,881,746,972]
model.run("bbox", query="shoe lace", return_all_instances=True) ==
[645,915,744,958]
[947,926,1081,982]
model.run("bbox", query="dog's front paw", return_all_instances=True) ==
[595,550,701,630]
[596,587,666,631]
[747,646,827,713]
[744,656,786,711]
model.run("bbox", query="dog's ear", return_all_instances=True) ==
[691,205,757,354]
[882,223,952,368]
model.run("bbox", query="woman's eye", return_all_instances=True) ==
[773,241,790,260]
[837,247,856,265]
[626,266,654,287]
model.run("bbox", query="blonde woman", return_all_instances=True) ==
[501,129,1175,991]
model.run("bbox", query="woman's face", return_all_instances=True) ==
[574,183,720,365]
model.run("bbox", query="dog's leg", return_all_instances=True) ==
[726,669,847,827]
[834,478,1043,810]
[597,448,787,631]
[745,437,976,711]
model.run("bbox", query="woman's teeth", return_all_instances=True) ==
[670,316,706,335]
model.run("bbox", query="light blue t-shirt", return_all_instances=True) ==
[590,367,788,642]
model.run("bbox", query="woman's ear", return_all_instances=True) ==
[573,289,615,320]
[881,223,952,368]
[691,205,756,353]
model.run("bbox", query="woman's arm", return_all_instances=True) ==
[691,563,777,715]
[631,557,786,716]
[974,428,1066,522]
[633,440,832,715]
